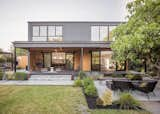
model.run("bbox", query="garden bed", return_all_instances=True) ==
[84,93,143,110]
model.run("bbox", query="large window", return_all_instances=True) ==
[101,51,116,71]
[91,26,108,41]
[91,25,117,41]
[91,51,116,71]
[48,26,63,41]
[91,51,100,71]
[52,52,65,64]
[32,26,47,41]
[32,26,63,41]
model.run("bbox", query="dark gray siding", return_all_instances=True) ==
[28,21,123,41]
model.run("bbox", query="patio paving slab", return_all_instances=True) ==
[141,101,160,114]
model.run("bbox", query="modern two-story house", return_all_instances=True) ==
[13,21,124,73]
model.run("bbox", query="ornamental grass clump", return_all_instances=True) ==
[114,93,141,110]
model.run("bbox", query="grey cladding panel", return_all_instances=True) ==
[28,22,123,41]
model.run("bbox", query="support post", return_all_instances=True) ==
[80,48,83,71]
[11,53,13,71]
[14,47,16,72]
[28,49,30,71]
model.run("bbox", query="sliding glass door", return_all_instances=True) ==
[101,51,116,71]
[65,53,74,70]
[91,51,100,71]
[44,53,51,68]
[91,51,116,71]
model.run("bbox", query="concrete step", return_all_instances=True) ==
[30,75,71,78]
[29,78,71,81]
[29,75,72,81]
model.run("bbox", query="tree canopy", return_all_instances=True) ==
[111,0,160,74]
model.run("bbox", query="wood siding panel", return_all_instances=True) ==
[30,52,43,71]
[83,49,91,71]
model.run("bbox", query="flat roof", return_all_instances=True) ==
[28,21,126,23]
[13,41,111,48]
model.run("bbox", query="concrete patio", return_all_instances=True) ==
[0,75,74,85]
[94,80,160,101]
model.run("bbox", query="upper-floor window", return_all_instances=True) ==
[109,26,116,41]
[48,26,63,41]
[91,25,116,41]
[32,25,63,41]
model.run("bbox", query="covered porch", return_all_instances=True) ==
[13,41,117,73]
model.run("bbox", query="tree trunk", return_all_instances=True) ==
[126,60,129,72]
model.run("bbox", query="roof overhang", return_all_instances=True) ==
[13,41,111,48]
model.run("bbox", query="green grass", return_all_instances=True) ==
[0,86,150,114]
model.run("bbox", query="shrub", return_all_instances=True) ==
[114,93,141,110]
[84,84,97,97]
[6,71,14,80]
[111,74,124,78]
[83,77,93,89]
[96,97,104,106]
[14,72,28,80]
[78,71,86,79]
[74,79,83,87]
[90,75,104,80]
[101,89,112,106]
[126,74,142,80]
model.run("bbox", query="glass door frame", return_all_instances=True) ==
[42,52,52,68]
[42,52,75,71]
[65,52,74,70]
[91,51,101,71]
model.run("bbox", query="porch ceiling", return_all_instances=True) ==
[29,47,111,52]
[13,41,111,48]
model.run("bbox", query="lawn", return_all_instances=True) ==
[0,86,149,114]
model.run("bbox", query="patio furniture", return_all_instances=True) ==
[111,79,134,92]
[132,80,158,99]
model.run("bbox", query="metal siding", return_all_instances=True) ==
[28,22,123,41]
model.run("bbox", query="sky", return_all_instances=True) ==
[0,0,129,51]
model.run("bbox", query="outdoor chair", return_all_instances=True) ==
[111,80,134,92]
[132,80,158,99]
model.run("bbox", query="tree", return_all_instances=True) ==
[111,0,160,75]
[10,45,27,56]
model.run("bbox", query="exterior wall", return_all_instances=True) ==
[30,52,43,71]
[28,22,122,41]
[74,51,80,71]
[17,56,28,69]
[83,49,91,71]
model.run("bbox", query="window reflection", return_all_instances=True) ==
[91,25,117,41]
[109,26,116,41]
[101,51,116,71]
[32,25,63,41]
